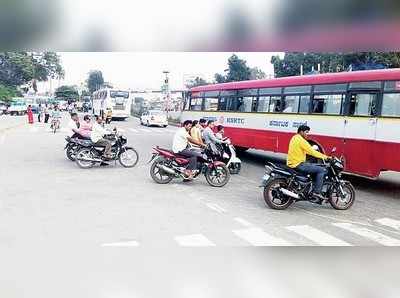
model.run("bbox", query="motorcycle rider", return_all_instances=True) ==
[91,115,113,159]
[287,125,330,202]
[172,120,204,179]
[202,120,226,146]
[189,120,205,147]
[50,105,62,129]
[215,125,224,140]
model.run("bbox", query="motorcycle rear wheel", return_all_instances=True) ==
[119,148,139,168]
[263,178,294,210]
[328,181,355,210]
[150,157,174,184]
[76,148,96,169]
[205,164,230,187]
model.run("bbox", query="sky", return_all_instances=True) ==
[38,52,282,93]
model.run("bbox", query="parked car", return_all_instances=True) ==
[140,110,168,127]
[9,100,27,116]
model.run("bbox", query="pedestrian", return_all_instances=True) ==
[27,105,34,124]
[37,104,44,122]
[44,104,50,123]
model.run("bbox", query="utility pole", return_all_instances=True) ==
[163,70,170,116]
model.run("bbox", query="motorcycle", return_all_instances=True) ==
[50,118,61,133]
[260,148,355,210]
[215,138,241,174]
[64,136,91,161]
[74,130,139,169]
[149,144,231,187]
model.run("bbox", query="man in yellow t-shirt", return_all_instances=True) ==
[287,125,330,201]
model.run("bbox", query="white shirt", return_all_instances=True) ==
[172,127,190,153]
[67,119,79,137]
[91,122,109,143]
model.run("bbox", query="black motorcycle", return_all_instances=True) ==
[75,131,139,169]
[64,136,85,161]
[261,148,355,210]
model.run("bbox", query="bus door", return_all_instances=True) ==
[343,91,379,176]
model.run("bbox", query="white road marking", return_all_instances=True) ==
[234,217,254,228]
[101,241,139,247]
[29,126,39,132]
[129,128,139,133]
[333,223,400,246]
[205,203,226,214]
[233,228,292,246]
[375,218,400,231]
[175,234,216,246]
[287,225,352,246]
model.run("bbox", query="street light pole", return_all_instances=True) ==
[163,70,170,116]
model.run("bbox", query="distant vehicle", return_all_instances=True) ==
[8,98,27,116]
[0,101,8,115]
[57,100,68,111]
[140,110,168,127]
[92,89,131,120]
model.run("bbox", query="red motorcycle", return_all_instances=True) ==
[149,145,231,187]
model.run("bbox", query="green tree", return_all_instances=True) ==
[250,67,266,80]
[214,54,252,83]
[214,73,226,84]
[55,85,79,101]
[0,52,34,87]
[185,77,209,88]
[0,84,21,102]
[86,70,104,94]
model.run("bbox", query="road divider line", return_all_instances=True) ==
[101,240,139,247]
[287,225,352,246]
[333,223,400,246]
[234,217,254,228]
[205,203,226,214]
[233,228,292,246]
[175,234,216,246]
[375,218,400,231]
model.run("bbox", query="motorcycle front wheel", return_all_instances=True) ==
[66,145,77,161]
[205,164,230,187]
[75,148,96,169]
[263,178,294,210]
[119,148,139,168]
[150,157,174,184]
[328,181,355,210]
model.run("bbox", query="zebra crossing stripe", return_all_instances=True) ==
[375,218,400,231]
[333,223,400,246]
[175,234,216,246]
[233,228,291,246]
[287,225,352,246]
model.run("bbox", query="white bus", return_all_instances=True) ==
[92,89,131,120]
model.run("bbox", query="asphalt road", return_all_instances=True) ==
[1,113,399,249]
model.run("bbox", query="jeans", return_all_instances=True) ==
[296,162,327,194]
[94,139,112,156]
[178,148,203,170]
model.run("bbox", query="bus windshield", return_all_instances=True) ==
[110,91,129,98]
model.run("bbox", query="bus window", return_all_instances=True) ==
[312,94,343,115]
[257,96,270,112]
[190,98,203,111]
[349,93,377,116]
[204,98,219,111]
[381,93,400,117]
[298,96,311,113]
[282,95,299,113]
[238,97,256,112]
[268,96,282,113]
[226,97,240,111]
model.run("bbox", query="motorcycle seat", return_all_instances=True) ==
[75,139,94,147]
[156,147,188,159]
